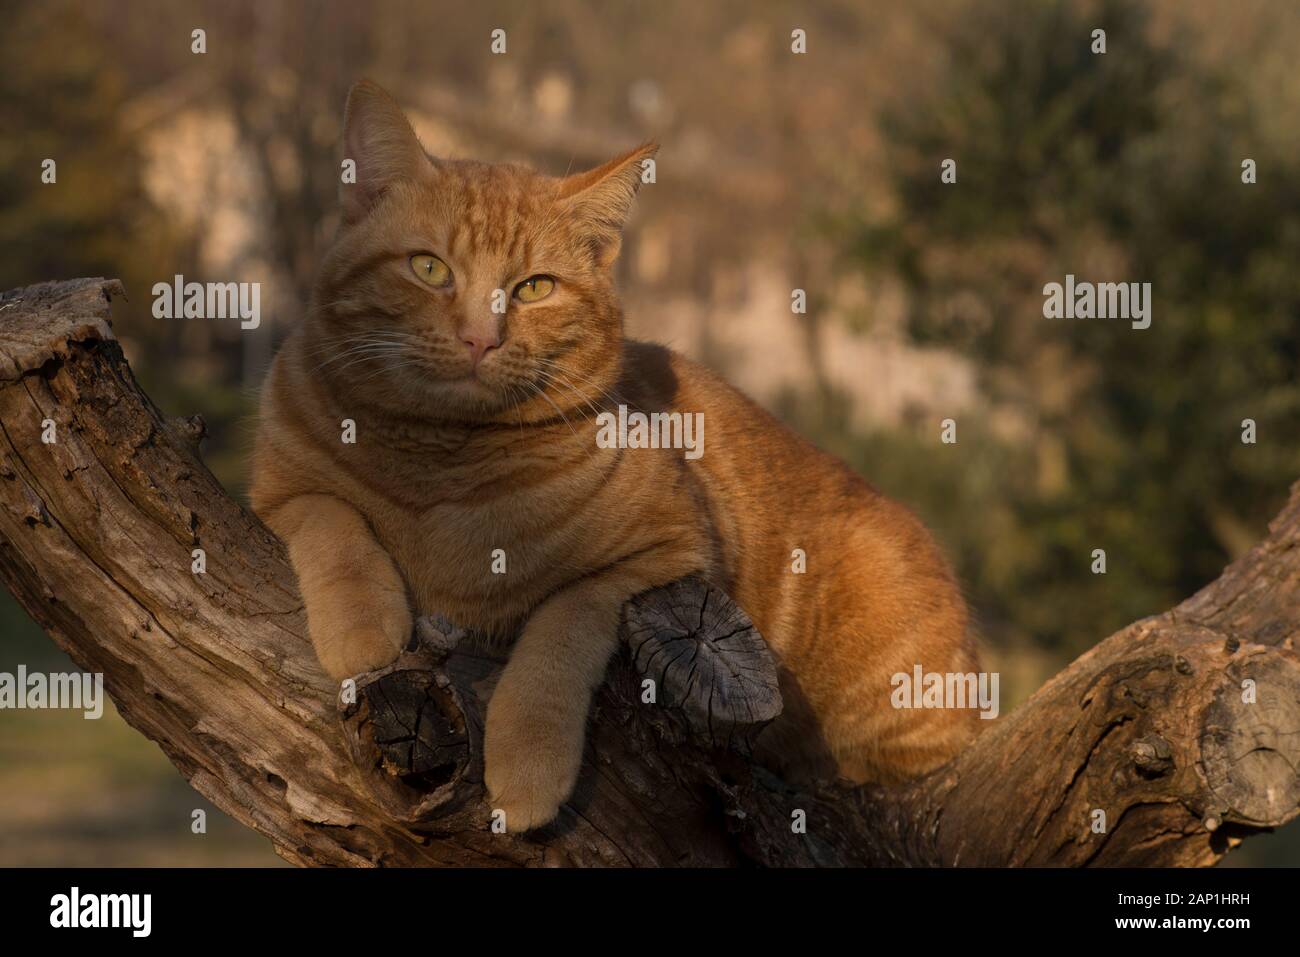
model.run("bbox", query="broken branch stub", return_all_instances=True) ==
[623,576,783,747]
[344,581,785,824]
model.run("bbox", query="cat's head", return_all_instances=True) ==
[310,79,655,423]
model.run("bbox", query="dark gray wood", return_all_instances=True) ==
[623,576,782,747]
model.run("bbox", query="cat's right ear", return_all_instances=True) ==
[340,80,428,224]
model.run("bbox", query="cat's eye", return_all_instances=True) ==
[514,275,555,303]
[410,254,452,287]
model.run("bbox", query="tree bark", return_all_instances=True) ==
[1,277,1297,867]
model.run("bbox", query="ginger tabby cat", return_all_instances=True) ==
[251,80,982,831]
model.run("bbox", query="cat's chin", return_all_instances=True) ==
[419,376,516,420]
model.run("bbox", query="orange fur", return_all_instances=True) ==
[251,80,981,831]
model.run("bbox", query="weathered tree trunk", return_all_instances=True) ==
[1,277,1297,866]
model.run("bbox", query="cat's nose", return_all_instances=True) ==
[462,333,500,368]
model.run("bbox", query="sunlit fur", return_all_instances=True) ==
[251,80,982,831]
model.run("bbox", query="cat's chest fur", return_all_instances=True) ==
[355,416,655,637]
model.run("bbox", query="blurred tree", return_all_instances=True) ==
[832,0,1300,655]
[0,1,256,482]
[0,0,178,297]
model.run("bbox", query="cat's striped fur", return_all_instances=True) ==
[251,80,982,831]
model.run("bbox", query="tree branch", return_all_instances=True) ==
[1,278,1297,866]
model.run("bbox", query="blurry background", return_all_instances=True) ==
[1,0,1297,865]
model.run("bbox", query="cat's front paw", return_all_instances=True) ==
[309,587,411,681]
[316,623,405,681]
[484,752,575,833]
[484,706,583,832]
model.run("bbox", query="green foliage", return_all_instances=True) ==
[837,0,1300,654]
[0,2,253,492]
[0,2,172,295]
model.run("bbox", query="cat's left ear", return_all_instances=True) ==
[556,143,658,267]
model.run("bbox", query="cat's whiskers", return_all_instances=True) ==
[309,333,420,373]
[305,330,419,361]
[314,343,410,376]
[520,377,578,437]
[353,356,423,387]
[529,368,626,494]
[305,333,412,356]
[504,383,527,438]
[532,369,599,423]
[313,337,410,359]
[307,331,408,353]
[535,357,628,411]
[312,349,399,376]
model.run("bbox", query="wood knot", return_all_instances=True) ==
[1131,733,1174,776]
[171,413,207,446]
[20,485,49,526]
[413,612,470,657]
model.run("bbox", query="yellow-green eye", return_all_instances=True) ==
[410,254,452,287]
[514,275,555,303]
